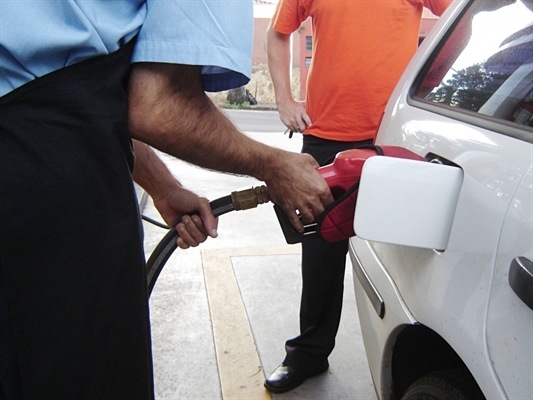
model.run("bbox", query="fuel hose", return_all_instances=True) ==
[144,186,270,296]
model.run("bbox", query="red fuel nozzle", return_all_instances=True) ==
[275,145,426,244]
[317,148,379,199]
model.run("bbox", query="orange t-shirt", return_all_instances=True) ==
[271,0,451,142]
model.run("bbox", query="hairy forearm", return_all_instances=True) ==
[128,61,333,231]
[131,139,217,239]
[128,63,282,184]
[131,140,181,200]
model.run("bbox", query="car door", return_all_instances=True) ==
[368,0,533,396]
[487,165,533,400]
[419,3,533,396]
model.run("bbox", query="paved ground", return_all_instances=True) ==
[140,110,376,400]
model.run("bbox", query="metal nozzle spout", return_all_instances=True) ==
[231,185,270,211]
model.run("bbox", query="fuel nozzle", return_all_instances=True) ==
[230,185,270,211]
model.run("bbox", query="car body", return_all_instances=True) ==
[349,0,533,399]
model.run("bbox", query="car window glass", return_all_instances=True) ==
[414,0,533,129]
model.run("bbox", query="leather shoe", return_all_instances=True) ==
[264,361,329,394]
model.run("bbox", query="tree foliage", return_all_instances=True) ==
[426,63,506,112]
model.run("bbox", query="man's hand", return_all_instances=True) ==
[132,140,217,249]
[263,151,333,232]
[152,185,218,249]
[278,99,312,133]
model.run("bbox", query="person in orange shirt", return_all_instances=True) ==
[265,0,451,393]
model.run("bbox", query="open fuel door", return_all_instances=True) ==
[354,155,463,251]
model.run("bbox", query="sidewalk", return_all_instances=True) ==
[140,126,375,399]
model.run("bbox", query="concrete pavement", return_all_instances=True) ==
[140,110,375,399]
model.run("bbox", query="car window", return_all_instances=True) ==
[413,0,533,132]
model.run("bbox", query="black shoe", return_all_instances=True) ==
[264,361,329,394]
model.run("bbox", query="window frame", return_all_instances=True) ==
[305,36,313,52]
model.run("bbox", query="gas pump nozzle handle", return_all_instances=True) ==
[228,147,385,244]
[273,146,386,244]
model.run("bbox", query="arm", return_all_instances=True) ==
[266,25,312,132]
[128,63,333,232]
[424,0,453,17]
[132,140,217,249]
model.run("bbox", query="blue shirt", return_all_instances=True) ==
[0,0,252,97]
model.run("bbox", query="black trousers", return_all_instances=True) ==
[0,40,154,399]
[283,135,372,374]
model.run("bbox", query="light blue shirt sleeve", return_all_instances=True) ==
[0,0,145,97]
[132,0,253,92]
[0,0,252,97]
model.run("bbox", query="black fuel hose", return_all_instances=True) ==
[145,186,269,296]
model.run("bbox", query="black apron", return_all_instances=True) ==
[0,39,154,399]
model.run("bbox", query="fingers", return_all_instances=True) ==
[279,101,312,133]
[302,112,312,130]
[278,198,327,234]
[283,210,311,234]
[280,193,328,231]
[176,215,214,249]
[266,153,334,233]
[291,111,313,133]
[196,198,219,239]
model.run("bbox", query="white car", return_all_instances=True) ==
[349,0,533,399]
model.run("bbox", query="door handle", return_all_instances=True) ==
[509,256,533,311]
